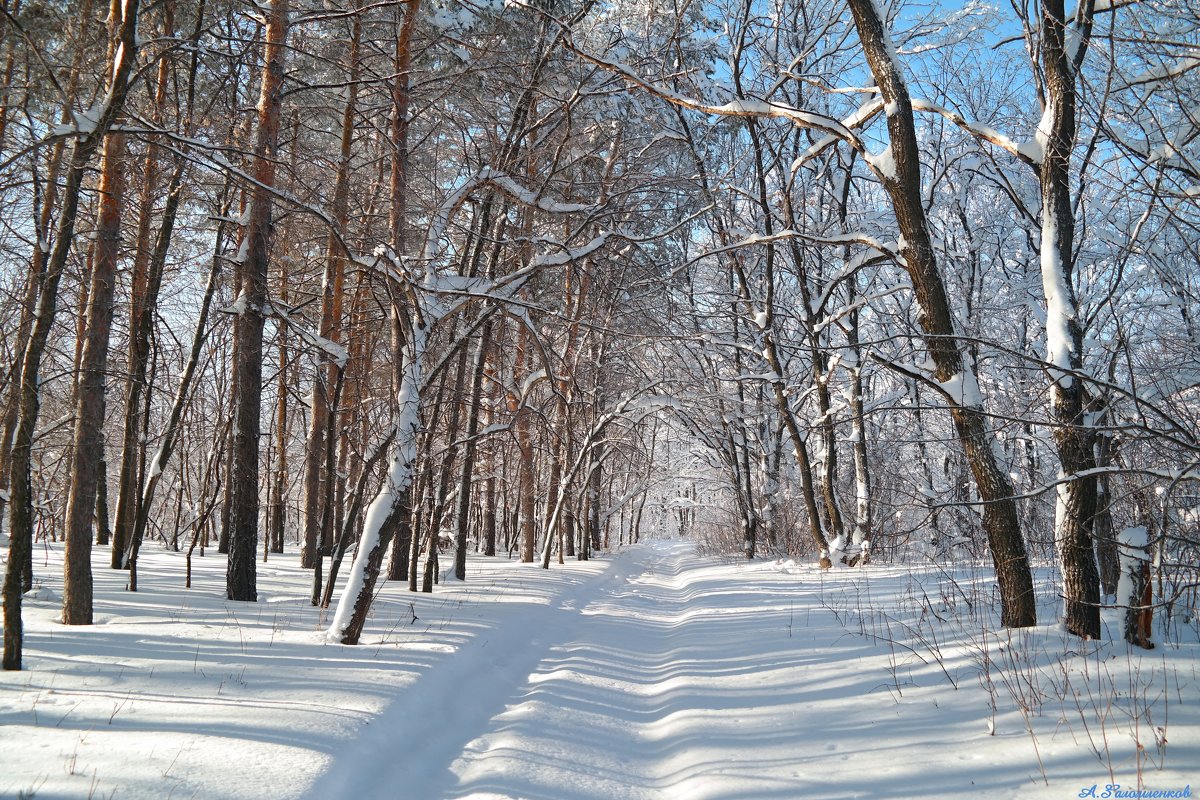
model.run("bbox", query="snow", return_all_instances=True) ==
[868,0,908,87]
[73,101,106,135]
[271,302,349,368]
[937,369,985,408]
[1126,55,1200,88]
[422,169,596,264]
[867,143,898,181]
[227,289,250,315]
[909,98,1037,164]
[1040,210,1076,389]
[791,97,883,172]
[2,540,1197,799]
[1117,525,1151,609]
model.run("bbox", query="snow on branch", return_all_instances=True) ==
[1120,55,1200,90]
[684,229,897,272]
[269,299,349,367]
[910,98,1042,167]
[791,97,884,173]
[548,22,865,151]
[1104,123,1200,184]
[422,166,599,263]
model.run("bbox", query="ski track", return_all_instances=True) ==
[306,540,1021,800]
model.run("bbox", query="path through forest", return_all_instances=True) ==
[5,539,1192,799]
[305,541,1025,799]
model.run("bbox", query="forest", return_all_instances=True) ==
[1,0,1198,675]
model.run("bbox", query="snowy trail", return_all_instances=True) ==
[306,540,1010,800]
[7,540,1194,799]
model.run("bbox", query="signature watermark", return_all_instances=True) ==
[1079,786,1191,799]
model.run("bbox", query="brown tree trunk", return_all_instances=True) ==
[483,478,497,556]
[513,325,537,563]
[267,264,290,557]
[128,187,220,591]
[111,2,175,570]
[1093,418,1119,595]
[846,0,1035,627]
[1038,0,1100,639]
[95,455,112,546]
[225,0,289,602]
[0,0,94,549]
[0,0,20,153]
[4,0,143,666]
[302,3,359,569]
[453,322,492,580]
[62,74,130,625]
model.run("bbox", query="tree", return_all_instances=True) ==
[225,0,290,603]
[4,0,144,667]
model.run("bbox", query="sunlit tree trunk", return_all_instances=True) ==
[111,3,176,570]
[1037,0,1100,639]
[453,322,492,579]
[4,0,142,667]
[127,180,222,591]
[62,0,145,624]
[302,2,359,570]
[226,0,290,602]
[846,0,1035,627]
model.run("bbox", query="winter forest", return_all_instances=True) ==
[1,0,1199,795]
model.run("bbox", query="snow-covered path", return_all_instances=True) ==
[4,538,1195,799]
[307,541,1021,800]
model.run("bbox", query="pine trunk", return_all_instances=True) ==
[4,0,142,666]
[226,0,289,602]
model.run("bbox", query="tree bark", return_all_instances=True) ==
[846,0,1035,627]
[0,0,93,553]
[4,0,143,667]
[267,265,290,557]
[1038,0,1101,639]
[453,322,492,579]
[327,324,425,645]
[128,193,221,591]
[112,2,176,570]
[225,0,290,602]
[62,0,144,624]
[301,2,359,569]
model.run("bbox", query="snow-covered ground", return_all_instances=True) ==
[1,539,1196,799]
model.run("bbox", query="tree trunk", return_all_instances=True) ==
[0,0,93,552]
[301,2,359,569]
[226,0,289,602]
[4,0,143,667]
[61,135,122,619]
[112,3,175,570]
[128,178,222,591]
[848,312,872,556]
[1037,0,1101,640]
[846,0,1035,627]
[268,269,290,557]
[0,0,20,153]
[95,456,112,546]
[483,475,497,556]
[516,332,537,563]
[1093,418,1119,595]
[62,0,141,622]
[453,323,491,579]
[1118,526,1154,649]
[327,325,426,645]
